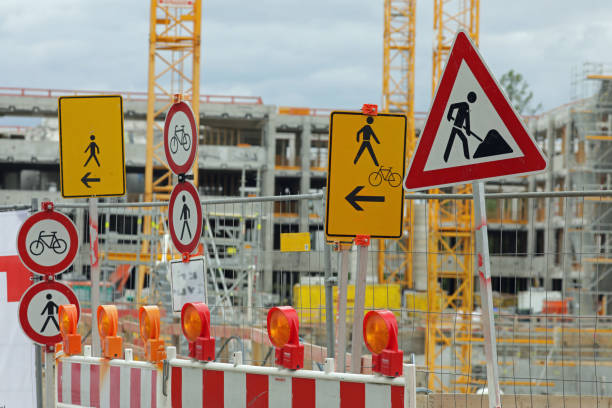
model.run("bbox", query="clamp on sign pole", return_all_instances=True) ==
[177,173,194,183]
[361,104,378,116]
[351,234,370,373]
[41,201,54,211]
[182,253,191,263]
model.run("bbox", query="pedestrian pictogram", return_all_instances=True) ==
[40,293,59,332]
[84,134,101,167]
[354,116,380,166]
[325,110,407,241]
[58,95,126,198]
[164,101,198,175]
[404,31,547,191]
[168,181,202,254]
[18,280,80,345]
[180,196,192,240]
[17,206,79,276]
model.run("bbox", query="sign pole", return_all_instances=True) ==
[350,235,369,374]
[472,182,501,408]
[89,196,101,356]
[44,345,54,408]
[336,245,350,372]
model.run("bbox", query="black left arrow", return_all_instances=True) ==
[81,172,101,188]
[345,186,385,211]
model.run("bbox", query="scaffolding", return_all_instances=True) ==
[378,0,417,287]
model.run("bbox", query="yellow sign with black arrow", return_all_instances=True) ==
[58,95,125,198]
[325,111,407,241]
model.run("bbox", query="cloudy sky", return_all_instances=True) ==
[1,0,612,122]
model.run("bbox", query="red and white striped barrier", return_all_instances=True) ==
[55,347,416,408]
[169,350,416,408]
[56,348,164,408]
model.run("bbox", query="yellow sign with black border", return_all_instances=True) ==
[325,111,407,242]
[58,95,125,198]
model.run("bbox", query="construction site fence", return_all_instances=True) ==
[3,188,612,399]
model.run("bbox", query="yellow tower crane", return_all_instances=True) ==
[140,0,202,300]
[427,0,479,393]
[378,0,417,287]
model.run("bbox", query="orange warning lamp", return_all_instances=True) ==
[267,306,303,370]
[363,310,403,377]
[58,304,81,356]
[139,305,166,362]
[181,302,215,361]
[97,305,122,359]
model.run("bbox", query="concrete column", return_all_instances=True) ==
[299,118,312,232]
[261,112,277,292]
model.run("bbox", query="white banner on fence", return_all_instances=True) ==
[0,210,36,408]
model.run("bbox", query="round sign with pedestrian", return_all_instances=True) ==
[164,101,198,175]
[168,181,202,254]
[17,209,79,276]
[18,280,80,345]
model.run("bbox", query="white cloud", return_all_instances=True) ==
[1,0,612,114]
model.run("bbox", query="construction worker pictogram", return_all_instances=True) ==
[404,31,547,191]
[354,116,380,166]
[40,293,59,333]
[444,91,513,163]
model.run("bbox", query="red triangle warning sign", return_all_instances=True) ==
[404,31,547,191]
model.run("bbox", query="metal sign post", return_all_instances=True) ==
[45,347,54,408]
[350,235,370,374]
[89,196,101,356]
[335,245,350,372]
[473,182,501,408]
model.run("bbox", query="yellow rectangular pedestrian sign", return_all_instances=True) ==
[58,95,125,198]
[325,111,407,241]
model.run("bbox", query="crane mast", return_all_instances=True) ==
[140,0,202,301]
[427,0,480,393]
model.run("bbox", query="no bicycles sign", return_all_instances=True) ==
[164,101,198,175]
[17,205,79,276]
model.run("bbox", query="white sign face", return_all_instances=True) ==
[423,61,524,172]
[25,288,70,338]
[171,189,200,247]
[170,257,206,312]
[24,219,71,267]
[167,110,193,168]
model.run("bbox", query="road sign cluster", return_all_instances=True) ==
[325,31,547,243]
[165,100,202,255]
[16,202,80,346]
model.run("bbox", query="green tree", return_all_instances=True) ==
[499,69,542,115]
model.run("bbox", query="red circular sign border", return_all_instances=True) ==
[17,210,79,276]
[168,181,202,254]
[163,101,198,175]
[18,280,80,346]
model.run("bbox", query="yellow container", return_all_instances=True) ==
[293,284,401,324]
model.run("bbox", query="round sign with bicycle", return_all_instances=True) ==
[17,209,79,276]
[164,101,198,175]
